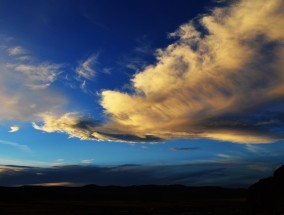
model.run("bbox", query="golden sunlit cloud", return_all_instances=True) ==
[35,0,284,144]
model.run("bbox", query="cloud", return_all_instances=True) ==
[73,54,99,94]
[11,63,61,89]
[0,140,31,152]
[51,158,66,167]
[8,126,20,133]
[81,159,94,164]
[76,54,97,80]
[34,0,284,144]
[32,112,101,140]
[8,46,26,56]
[0,158,50,167]
[169,147,199,151]
[32,112,161,142]
[0,39,66,122]
[0,162,278,187]
[98,0,284,143]
[30,182,81,187]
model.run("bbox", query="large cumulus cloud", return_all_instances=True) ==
[35,0,284,143]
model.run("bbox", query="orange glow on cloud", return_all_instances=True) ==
[34,0,284,144]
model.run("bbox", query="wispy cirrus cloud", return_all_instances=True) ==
[169,147,199,151]
[34,0,284,144]
[0,158,50,168]
[8,63,61,90]
[0,140,31,152]
[73,54,98,94]
[7,46,27,56]
[76,54,97,80]
[0,37,66,122]
[81,159,94,164]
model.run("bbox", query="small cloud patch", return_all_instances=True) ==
[9,126,20,133]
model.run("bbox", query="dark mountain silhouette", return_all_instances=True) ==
[0,185,246,215]
[0,184,245,201]
[247,165,284,214]
[1,166,284,215]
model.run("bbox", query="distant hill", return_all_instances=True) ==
[0,184,245,201]
[247,165,284,214]
[2,172,284,215]
[0,184,247,215]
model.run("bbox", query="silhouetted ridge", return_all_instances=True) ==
[0,185,248,214]
[274,165,284,178]
[247,165,284,214]
[0,185,245,202]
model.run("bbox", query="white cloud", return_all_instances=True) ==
[244,144,268,155]
[0,40,66,122]
[9,126,20,133]
[8,46,26,56]
[76,54,97,80]
[80,80,87,92]
[12,63,61,89]
[81,159,94,164]
[51,158,66,166]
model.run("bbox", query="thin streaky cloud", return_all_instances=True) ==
[81,159,94,164]
[30,182,82,187]
[8,46,26,56]
[76,54,98,80]
[13,63,61,89]
[0,41,66,122]
[0,159,50,168]
[0,140,31,152]
[169,147,199,151]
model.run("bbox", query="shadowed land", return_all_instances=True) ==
[0,185,246,215]
[1,166,284,215]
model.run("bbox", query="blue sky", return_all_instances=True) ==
[0,0,284,187]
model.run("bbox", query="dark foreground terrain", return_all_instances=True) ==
[0,185,247,215]
[1,165,284,215]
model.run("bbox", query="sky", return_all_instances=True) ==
[0,0,284,187]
